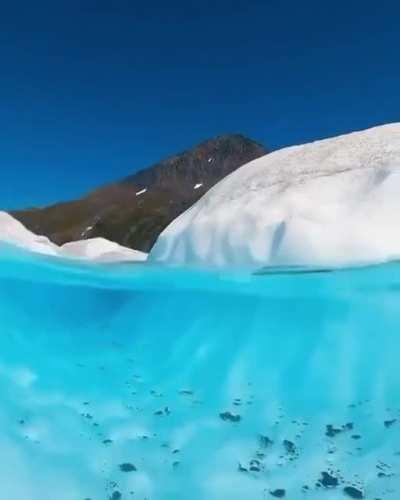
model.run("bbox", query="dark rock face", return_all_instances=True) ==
[219,411,242,422]
[270,488,286,497]
[343,486,364,498]
[319,471,339,488]
[119,463,137,472]
[11,135,267,252]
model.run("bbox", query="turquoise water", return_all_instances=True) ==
[1,245,399,500]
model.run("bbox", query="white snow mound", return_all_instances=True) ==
[150,123,400,268]
[61,238,147,262]
[0,212,147,263]
[0,212,59,256]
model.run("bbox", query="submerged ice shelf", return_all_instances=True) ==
[1,247,400,499]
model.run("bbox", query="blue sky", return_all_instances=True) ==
[1,0,399,209]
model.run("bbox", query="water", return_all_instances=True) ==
[1,245,399,500]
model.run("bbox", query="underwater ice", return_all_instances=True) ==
[1,245,400,499]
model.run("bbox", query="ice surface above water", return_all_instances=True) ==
[1,247,400,499]
[150,123,400,269]
[60,238,147,263]
[0,211,147,263]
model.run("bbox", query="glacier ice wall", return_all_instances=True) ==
[150,123,400,269]
[1,247,400,499]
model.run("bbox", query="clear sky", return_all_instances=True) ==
[1,0,399,209]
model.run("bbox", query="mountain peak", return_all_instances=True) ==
[121,133,266,187]
[11,134,268,252]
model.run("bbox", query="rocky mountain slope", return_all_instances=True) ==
[11,134,267,252]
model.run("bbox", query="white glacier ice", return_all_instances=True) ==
[61,238,147,262]
[150,123,400,269]
[0,211,60,256]
[0,211,147,263]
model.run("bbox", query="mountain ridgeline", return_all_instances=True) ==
[11,135,267,252]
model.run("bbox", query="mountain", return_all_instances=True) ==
[11,134,267,252]
[150,123,400,268]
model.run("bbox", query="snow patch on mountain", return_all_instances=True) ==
[150,123,400,269]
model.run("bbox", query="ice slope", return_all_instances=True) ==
[0,211,60,256]
[60,238,147,263]
[1,248,400,500]
[0,211,147,262]
[150,123,400,268]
